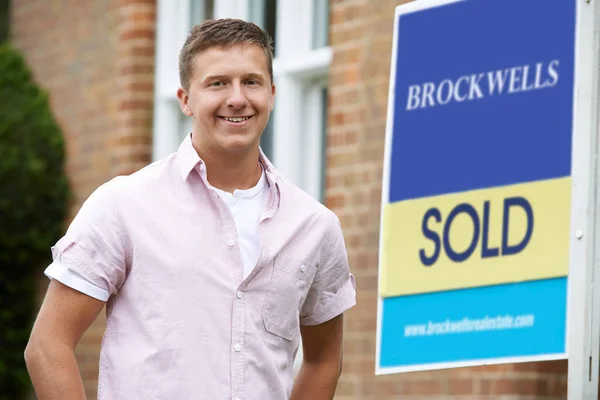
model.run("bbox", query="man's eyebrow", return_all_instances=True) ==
[202,73,228,82]
[245,72,266,80]
[201,72,266,82]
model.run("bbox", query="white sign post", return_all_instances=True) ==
[568,0,600,399]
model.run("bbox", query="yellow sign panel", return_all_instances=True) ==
[379,177,571,297]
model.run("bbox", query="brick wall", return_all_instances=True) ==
[326,0,569,398]
[11,1,156,398]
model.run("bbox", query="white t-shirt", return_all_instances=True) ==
[45,167,269,301]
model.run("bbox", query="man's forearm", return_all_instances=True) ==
[25,342,86,400]
[290,360,341,400]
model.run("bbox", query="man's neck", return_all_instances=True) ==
[192,139,262,194]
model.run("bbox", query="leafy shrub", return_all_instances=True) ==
[0,42,70,399]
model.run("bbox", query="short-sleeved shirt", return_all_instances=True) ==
[46,166,270,299]
[50,134,356,400]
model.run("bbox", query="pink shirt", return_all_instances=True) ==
[51,135,356,399]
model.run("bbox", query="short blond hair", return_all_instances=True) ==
[179,18,274,92]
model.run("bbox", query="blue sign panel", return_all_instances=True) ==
[377,0,577,373]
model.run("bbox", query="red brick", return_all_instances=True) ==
[496,378,539,396]
[406,379,444,396]
[120,28,155,41]
[120,63,155,75]
[449,379,474,395]
[325,193,347,209]
[342,358,375,375]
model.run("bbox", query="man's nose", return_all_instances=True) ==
[226,83,248,109]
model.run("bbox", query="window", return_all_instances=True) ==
[248,0,277,159]
[312,0,329,49]
[190,0,214,26]
[257,1,331,202]
[242,1,331,374]
[153,0,330,202]
[248,0,277,55]
[152,0,215,159]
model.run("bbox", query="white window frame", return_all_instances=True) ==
[152,0,199,160]
[269,0,331,201]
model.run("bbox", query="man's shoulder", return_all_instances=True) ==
[111,153,179,189]
[89,152,180,206]
[277,175,339,227]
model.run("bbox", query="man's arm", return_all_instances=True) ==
[24,279,105,400]
[290,314,345,400]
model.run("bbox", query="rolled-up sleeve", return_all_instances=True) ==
[51,181,129,297]
[300,214,356,326]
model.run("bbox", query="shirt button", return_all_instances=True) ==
[300,264,306,273]
[234,343,242,352]
[236,291,243,299]
[227,239,235,247]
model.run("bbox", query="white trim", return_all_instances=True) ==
[154,0,188,101]
[275,1,311,56]
[270,0,330,197]
[392,0,467,14]
[376,353,568,376]
[301,85,326,200]
[152,0,197,160]
[567,0,600,398]
[153,99,184,160]
[44,261,110,302]
[214,0,248,19]
[273,47,332,81]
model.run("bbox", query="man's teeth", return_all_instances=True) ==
[224,117,250,122]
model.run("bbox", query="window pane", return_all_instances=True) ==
[260,110,275,161]
[320,87,328,202]
[249,0,277,56]
[312,0,329,49]
[180,109,193,143]
[264,0,277,55]
[190,0,214,27]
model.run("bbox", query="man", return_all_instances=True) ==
[24,18,356,400]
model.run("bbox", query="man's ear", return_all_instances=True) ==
[270,83,276,113]
[177,87,193,117]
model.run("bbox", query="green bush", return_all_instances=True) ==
[0,42,70,399]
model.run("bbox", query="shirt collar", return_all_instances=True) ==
[176,133,283,192]
[177,134,202,181]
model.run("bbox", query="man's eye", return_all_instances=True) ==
[245,80,258,85]
[210,81,223,87]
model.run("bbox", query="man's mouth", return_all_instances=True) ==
[219,116,253,123]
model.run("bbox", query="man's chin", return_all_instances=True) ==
[218,138,259,155]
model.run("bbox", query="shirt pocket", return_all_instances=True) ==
[262,257,317,341]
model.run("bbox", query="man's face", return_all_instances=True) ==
[178,44,275,155]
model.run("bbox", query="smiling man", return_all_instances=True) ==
[24,19,356,400]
